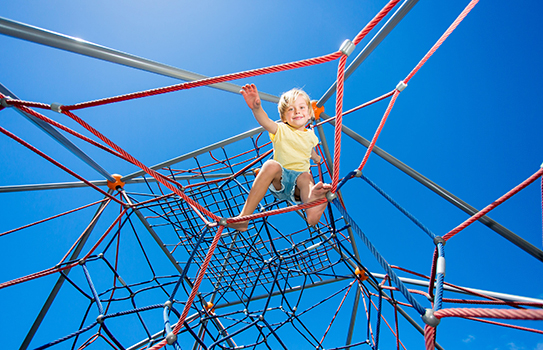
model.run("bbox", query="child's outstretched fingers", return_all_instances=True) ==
[240,84,261,110]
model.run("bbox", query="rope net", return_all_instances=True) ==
[1,0,542,349]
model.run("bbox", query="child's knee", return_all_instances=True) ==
[296,172,313,185]
[261,160,281,172]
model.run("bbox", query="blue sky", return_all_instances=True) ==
[1,1,542,349]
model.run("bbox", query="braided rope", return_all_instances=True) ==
[424,324,437,350]
[62,109,219,223]
[331,54,347,192]
[148,225,225,350]
[357,90,400,172]
[444,167,543,241]
[435,308,543,320]
[62,53,342,111]
[404,0,479,84]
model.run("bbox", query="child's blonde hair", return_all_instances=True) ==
[277,88,315,122]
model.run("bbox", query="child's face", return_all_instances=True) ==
[283,95,311,130]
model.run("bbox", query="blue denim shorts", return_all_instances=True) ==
[269,167,304,205]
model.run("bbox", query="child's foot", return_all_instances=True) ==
[227,217,249,232]
[305,182,332,226]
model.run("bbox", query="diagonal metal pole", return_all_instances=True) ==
[0,83,116,182]
[321,113,543,262]
[0,17,279,104]
[20,192,113,350]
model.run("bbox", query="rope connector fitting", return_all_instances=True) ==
[50,103,63,113]
[354,169,363,178]
[164,300,173,309]
[0,97,12,108]
[339,39,356,57]
[107,174,125,190]
[166,331,177,345]
[96,314,105,324]
[311,101,325,121]
[325,191,337,202]
[396,81,408,92]
[219,217,228,227]
[422,308,441,327]
[433,236,446,247]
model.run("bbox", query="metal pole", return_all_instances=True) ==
[321,113,543,262]
[0,83,116,182]
[0,17,279,104]
[20,193,113,350]
[0,173,235,193]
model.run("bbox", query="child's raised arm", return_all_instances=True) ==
[240,84,278,134]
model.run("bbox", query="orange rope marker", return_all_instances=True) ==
[311,101,324,121]
[107,174,125,190]
[355,267,368,282]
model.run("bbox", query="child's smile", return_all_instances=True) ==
[284,95,311,130]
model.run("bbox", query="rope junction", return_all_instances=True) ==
[1,0,542,349]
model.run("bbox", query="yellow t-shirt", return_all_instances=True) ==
[270,123,318,172]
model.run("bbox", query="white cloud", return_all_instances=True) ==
[462,335,475,343]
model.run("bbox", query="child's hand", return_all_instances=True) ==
[240,84,262,111]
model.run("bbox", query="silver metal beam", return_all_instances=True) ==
[20,193,113,350]
[0,17,279,104]
[0,83,116,182]
[0,173,238,193]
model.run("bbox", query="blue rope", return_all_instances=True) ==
[332,198,426,315]
[35,322,97,349]
[81,262,105,315]
[360,174,437,241]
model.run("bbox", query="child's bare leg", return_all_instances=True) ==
[297,173,331,226]
[228,160,282,231]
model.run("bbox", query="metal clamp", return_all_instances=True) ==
[421,308,440,327]
[396,81,408,92]
[51,103,63,113]
[0,97,12,108]
[433,236,446,246]
[339,39,356,57]
[325,191,337,202]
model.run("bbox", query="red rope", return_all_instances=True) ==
[149,225,225,350]
[461,316,543,335]
[62,109,219,223]
[0,125,124,205]
[357,90,400,172]
[61,52,342,111]
[435,308,543,320]
[331,55,347,192]
[404,0,479,84]
[0,198,108,237]
[352,0,402,46]
[0,207,126,289]
[444,167,543,241]
[424,324,437,350]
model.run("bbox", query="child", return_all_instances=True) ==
[228,84,331,232]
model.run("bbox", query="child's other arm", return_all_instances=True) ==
[310,148,322,164]
[240,84,278,134]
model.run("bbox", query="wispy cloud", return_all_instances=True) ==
[535,343,543,350]
[462,335,475,343]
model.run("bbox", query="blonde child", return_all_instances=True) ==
[228,84,331,232]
